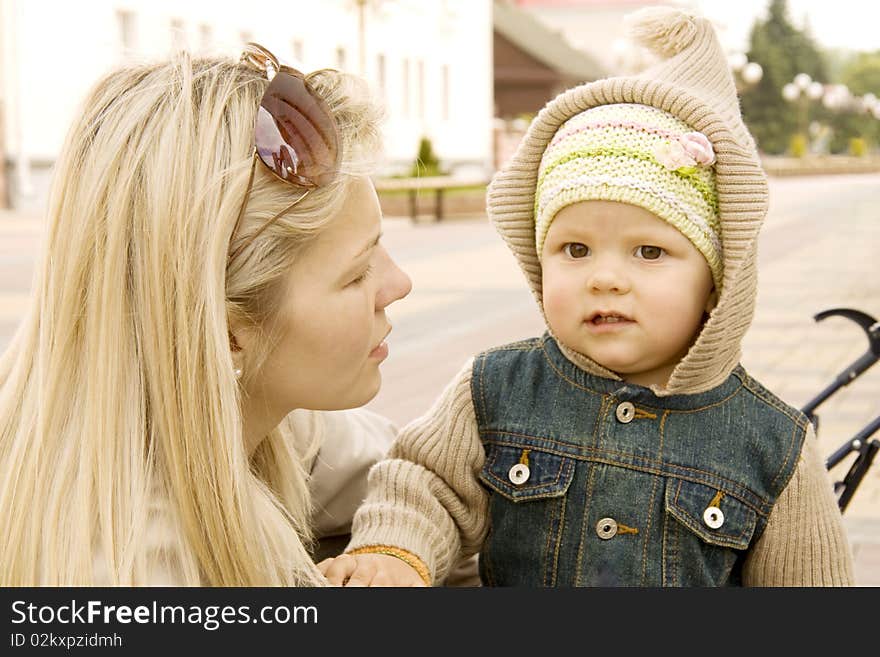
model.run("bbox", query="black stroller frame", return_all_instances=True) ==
[799,308,880,512]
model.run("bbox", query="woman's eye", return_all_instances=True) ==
[564,243,590,258]
[349,265,374,286]
[636,245,664,260]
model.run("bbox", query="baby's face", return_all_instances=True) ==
[541,200,716,389]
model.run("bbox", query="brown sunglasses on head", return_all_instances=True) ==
[228,42,341,263]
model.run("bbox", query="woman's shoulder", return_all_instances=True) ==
[92,484,196,586]
[277,408,397,475]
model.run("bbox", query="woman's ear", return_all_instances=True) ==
[228,321,257,373]
[229,330,245,378]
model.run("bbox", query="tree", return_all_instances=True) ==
[841,52,880,95]
[836,53,880,151]
[410,136,444,177]
[740,0,829,154]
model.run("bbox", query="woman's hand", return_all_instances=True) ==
[317,553,427,587]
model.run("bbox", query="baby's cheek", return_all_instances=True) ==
[542,286,569,331]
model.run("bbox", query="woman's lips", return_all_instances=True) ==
[370,328,392,359]
[369,341,389,360]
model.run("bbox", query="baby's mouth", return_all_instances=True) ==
[587,312,633,325]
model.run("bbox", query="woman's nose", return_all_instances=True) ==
[376,248,412,309]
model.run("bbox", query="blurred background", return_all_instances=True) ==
[1,0,879,581]
[2,0,880,211]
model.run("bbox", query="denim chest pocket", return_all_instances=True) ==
[479,443,576,501]
[478,442,577,585]
[663,478,759,585]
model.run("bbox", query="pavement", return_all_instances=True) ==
[737,174,880,585]
[2,172,879,585]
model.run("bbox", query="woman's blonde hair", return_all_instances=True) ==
[0,50,383,585]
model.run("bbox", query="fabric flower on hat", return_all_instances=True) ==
[653,140,696,173]
[680,131,716,166]
[653,131,716,173]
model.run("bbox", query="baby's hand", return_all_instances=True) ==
[317,553,427,587]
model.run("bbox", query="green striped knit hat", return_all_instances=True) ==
[535,102,722,291]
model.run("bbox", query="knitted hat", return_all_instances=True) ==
[534,103,723,291]
[486,7,769,395]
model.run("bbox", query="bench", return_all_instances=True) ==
[372,175,488,222]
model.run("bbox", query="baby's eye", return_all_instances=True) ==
[635,245,664,260]
[564,243,590,258]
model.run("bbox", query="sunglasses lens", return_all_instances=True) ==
[255,72,340,187]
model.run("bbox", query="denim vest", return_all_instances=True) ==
[471,334,807,586]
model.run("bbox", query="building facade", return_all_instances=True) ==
[0,0,493,211]
[493,0,604,119]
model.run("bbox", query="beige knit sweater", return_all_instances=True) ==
[347,7,854,587]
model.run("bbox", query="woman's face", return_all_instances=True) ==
[247,176,412,415]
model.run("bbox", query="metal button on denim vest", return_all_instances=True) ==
[471,334,807,587]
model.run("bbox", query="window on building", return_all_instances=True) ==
[116,10,137,56]
[336,47,347,71]
[199,24,213,52]
[417,60,425,120]
[402,58,410,118]
[377,54,386,100]
[442,64,450,121]
[170,18,186,51]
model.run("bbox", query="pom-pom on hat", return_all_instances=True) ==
[534,103,723,291]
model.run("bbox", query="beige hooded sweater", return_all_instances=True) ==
[346,7,854,586]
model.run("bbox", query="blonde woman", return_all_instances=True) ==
[0,43,412,586]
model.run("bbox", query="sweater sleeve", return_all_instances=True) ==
[345,358,489,584]
[742,424,855,586]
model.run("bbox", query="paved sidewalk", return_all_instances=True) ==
[738,174,880,585]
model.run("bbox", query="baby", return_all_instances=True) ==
[319,7,853,586]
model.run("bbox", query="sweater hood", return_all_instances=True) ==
[486,7,768,396]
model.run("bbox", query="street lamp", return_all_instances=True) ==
[728,52,763,92]
[822,84,851,112]
[783,73,825,147]
[741,62,764,86]
[783,73,824,101]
